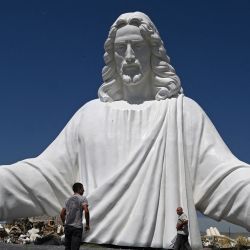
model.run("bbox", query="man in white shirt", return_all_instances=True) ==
[174,207,191,250]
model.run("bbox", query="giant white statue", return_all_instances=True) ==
[1,12,250,249]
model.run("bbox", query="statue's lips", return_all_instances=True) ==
[122,64,140,76]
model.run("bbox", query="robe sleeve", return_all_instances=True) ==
[0,108,83,221]
[183,97,250,230]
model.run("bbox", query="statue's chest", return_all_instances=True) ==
[79,110,149,149]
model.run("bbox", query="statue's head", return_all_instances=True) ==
[98,12,182,102]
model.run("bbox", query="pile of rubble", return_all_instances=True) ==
[235,235,250,249]
[0,217,64,245]
[202,227,250,249]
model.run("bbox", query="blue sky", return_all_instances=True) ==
[0,1,250,232]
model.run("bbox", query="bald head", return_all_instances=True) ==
[176,207,183,215]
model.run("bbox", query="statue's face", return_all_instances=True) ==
[114,25,151,86]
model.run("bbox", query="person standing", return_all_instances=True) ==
[60,182,90,250]
[174,207,191,250]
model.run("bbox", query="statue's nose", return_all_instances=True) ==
[125,44,135,63]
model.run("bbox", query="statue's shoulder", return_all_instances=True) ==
[76,99,103,113]
[183,96,205,116]
[182,96,208,126]
[67,99,102,122]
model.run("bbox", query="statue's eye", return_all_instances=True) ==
[133,43,143,49]
[115,44,126,52]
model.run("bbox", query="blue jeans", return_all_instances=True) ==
[64,225,83,250]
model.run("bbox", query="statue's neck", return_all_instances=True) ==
[122,79,154,104]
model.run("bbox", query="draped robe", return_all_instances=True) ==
[1,94,250,249]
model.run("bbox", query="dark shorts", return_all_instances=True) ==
[64,225,83,250]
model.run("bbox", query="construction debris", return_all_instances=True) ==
[236,236,250,248]
[1,219,250,248]
[201,227,250,249]
[0,216,64,246]
[0,224,8,241]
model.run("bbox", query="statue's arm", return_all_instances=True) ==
[0,109,82,221]
[183,98,250,230]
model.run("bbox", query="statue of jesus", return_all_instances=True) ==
[0,12,250,249]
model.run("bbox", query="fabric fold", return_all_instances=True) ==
[1,95,250,249]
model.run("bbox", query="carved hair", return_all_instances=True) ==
[98,12,182,102]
